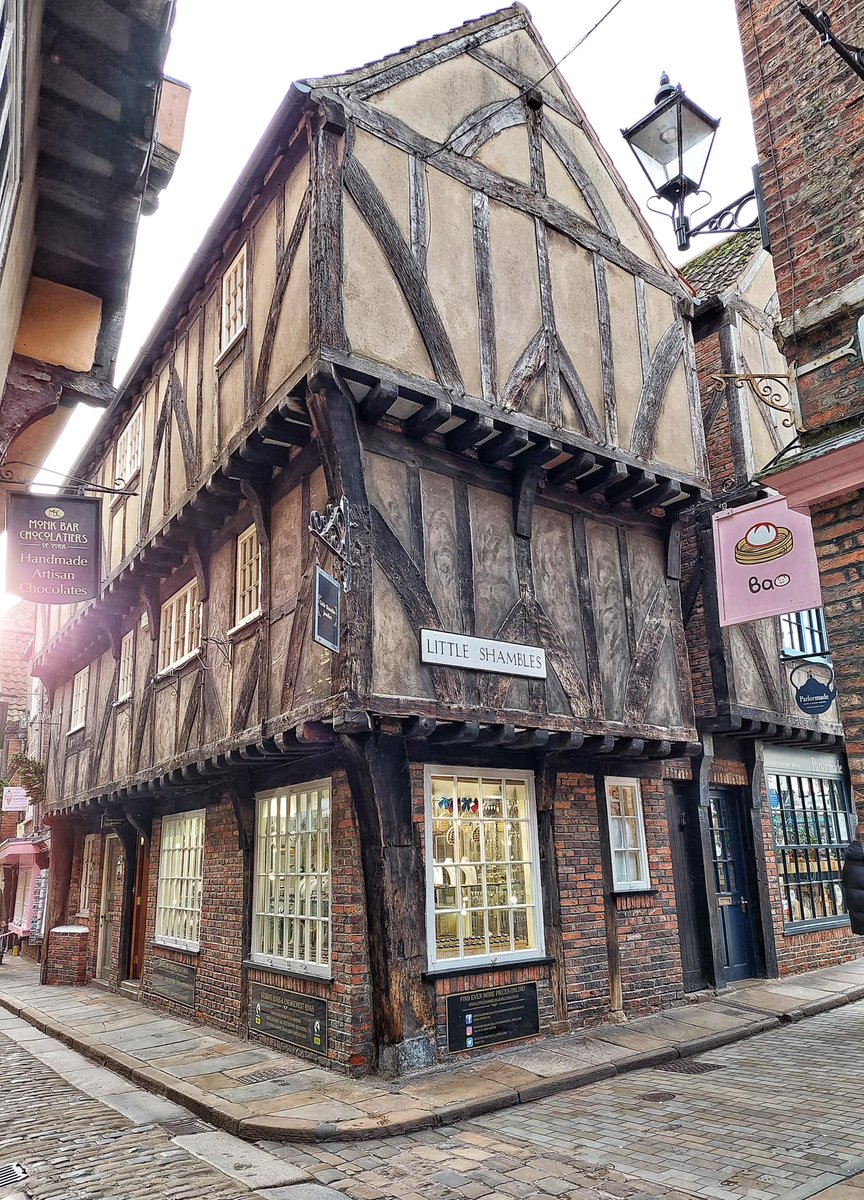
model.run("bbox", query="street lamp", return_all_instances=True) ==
[622,75,720,251]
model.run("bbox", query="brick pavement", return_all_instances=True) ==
[2,957,864,1143]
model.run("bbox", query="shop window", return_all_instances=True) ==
[158,580,201,672]
[780,608,829,659]
[12,866,31,927]
[154,810,205,950]
[425,767,543,970]
[252,781,331,976]
[605,777,651,892]
[68,666,89,733]
[77,834,98,916]
[118,629,134,701]
[114,404,143,487]
[768,769,854,928]
[220,244,246,352]
[234,525,261,626]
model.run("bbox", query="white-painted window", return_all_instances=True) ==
[78,834,98,915]
[154,810,205,950]
[12,865,30,927]
[68,667,89,733]
[114,405,144,486]
[158,580,201,672]
[425,767,543,969]
[605,777,651,892]
[220,245,247,351]
[118,629,134,701]
[0,0,23,264]
[235,525,261,626]
[252,781,331,977]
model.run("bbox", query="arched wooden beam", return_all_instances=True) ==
[629,322,685,460]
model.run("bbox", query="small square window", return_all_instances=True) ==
[605,777,651,892]
[220,245,247,352]
[68,666,89,734]
[235,526,261,626]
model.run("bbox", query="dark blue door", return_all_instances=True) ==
[709,790,757,982]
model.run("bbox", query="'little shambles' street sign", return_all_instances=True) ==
[5,493,101,604]
[421,630,547,678]
[712,496,823,627]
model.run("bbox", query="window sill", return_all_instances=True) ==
[244,957,332,983]
[611,887,656,898]
[782,916,850,935]
[227,611,262,639]
[151,939,200,955]
[113,694,132,708]
[423,955,554,982]
[66,723,85,736]
[155,649,202,679]
[215,327,246,371]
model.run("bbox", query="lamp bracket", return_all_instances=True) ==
[799,3,864,82]
[711,372,804,432]
[689,190,759,239]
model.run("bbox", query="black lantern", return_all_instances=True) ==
[622,75,720,251]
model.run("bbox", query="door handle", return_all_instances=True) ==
[740,898,749,913]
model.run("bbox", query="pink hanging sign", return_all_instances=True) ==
[712,496,823,627]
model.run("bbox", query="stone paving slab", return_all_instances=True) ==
[0,955,862,1144]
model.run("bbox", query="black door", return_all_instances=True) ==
[667,784,714,992]
[708,789,757,982]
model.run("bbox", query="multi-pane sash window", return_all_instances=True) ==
[252,782,331,976]
[780,608,829,659]
[159,580,201,672]
[78,835,98,915]
[154,811,205,949]
[606,777,651,891]
[220,245,246,351]
[768,771,854,928]
[235,526,261,625]
[12,866,30,927]
[68,666,89,733]
[0,0,22,262]
[114,405,143,486]
[426,768,543,969]
[118,629,134,701]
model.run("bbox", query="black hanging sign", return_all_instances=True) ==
[313,565,341,653]
[792,664,837,716]
[5,493,101,604]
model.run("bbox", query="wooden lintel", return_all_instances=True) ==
[548,450,595,487]
[632,479,682,510]
[606,469,656,507]
[511,728,550,749]
[429,720,480,745]
[358,380,398,423]
[446,413,494,452]
[405,396,452,438]
[579,461,628,497]
[476,723,516,746]
[477,427,530,463]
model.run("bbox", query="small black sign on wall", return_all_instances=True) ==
[150,957,196,1008]
[250,983,328,1054]
[313,565,340,652]
[446,982,540,1053]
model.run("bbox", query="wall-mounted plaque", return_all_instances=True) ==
[5,493,101,604]
[421,630,546,679]
[250,983,328,1053]
[313,566,341,653]
[150,957,196,1008]
[446,982,540,1053]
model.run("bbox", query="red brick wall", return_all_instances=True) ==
[44,927,88,985]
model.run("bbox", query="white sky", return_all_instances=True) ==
[1,0,757,607]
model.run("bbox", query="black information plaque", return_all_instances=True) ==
[446,982,540,1052]
[150,957,196,1008]
[250,983,328,1054]
[312,566,340,653]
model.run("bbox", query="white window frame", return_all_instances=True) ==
[68,666,89,734]
[77,834,98,916]
[424,765,544,972]
[220,244,247,353]
[251,780,332,978]
[12,865,31,927]
[117,629,134,702]
[0,0,23,266]
[114,404,144,487]
[158,580,201,673]
[605,777,651,893]
[233,525,261,628]
[154,810,205,951]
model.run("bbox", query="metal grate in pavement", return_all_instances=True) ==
[659,1059,725,1074]
[159,1117,213,1136]
[236,1067,298,1085]
[639,1091,678,1102]
[0,1163,28,1187]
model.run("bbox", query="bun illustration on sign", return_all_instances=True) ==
[734,521,793,565]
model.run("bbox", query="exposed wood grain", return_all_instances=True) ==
[88,657,119,787]
[541,118,617,238]
[629,322,685,460]
[446,412,494,452]
[681,559,702,625]
[253,185,311,409]
[623,581,671,723]
[739,622,783,715]
[513,463,541,539]
[634,276,651,383]
[140,381,172,538]
[178,669,203,752]
[682,314,709,480]
[472,191,498,406]
[195,319,204,477]
[281,568,314,712]
[344,154,464,391]
[535,217,560,427]
[558,339,605,443]
[406,465,425,576]
[617,527,636,660]
[572,516,604,716]
[702,382,726,438]
[170,365,197,489]
[454,479,476,637]
[233,633,264,732]
[358,379,398,423]
[408,154,428,274]
[467,45,579,123]
[310,122,346,352]
[448,98,525,156]
[202,659,228,741]
[593,253,618,448]
[501,326,545,412]
[405,395,452,438]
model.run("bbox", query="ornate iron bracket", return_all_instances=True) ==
[0,460,137,497]
[689,189,759,239]
[800,3,864,81]
[711,371,804,432]
[308,494,358,592]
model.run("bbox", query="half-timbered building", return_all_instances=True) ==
[676,230,858,992]
[34,7,718,1074]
